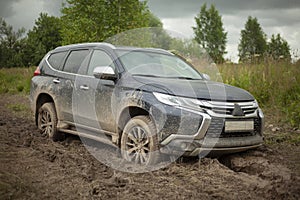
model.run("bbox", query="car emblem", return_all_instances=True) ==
[232,103,245,116]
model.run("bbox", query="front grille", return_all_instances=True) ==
[205,117,261,138]
[243,107,257,115]
[200,101,258,116]
[205,106,257,116]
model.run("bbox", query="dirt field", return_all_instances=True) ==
[0,94,299,199]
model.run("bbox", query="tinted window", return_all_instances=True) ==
[48,51,67,70]
[63,50,90,74]
[87,50,115,76]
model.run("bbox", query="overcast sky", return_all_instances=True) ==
[1,0,300,62]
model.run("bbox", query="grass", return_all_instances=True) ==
[218,61,300,128]
[0,67,35,94]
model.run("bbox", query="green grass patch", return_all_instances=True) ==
[0,67,35,94]
[218,61,300,128]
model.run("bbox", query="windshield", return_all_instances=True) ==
[115,50,203,80]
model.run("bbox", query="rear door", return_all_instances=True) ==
[44,50,68,121]
[57,49,91,123]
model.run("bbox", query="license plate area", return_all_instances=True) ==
[225,120,254,132]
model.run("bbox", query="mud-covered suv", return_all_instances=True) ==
[30,42,264,165]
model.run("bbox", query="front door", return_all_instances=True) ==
[75,49,117,132]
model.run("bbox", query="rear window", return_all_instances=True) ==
[63,50,90,74]
[48,51,68,70]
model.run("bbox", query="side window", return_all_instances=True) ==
[63,49,90,74]
[87,50,115,76]
[47,51,67,70]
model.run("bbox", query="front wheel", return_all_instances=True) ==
[121,116,160,165]
[37,102,63,141]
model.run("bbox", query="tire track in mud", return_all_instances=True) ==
[0,94,299,199]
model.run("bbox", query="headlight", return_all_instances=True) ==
[153,92,204,112]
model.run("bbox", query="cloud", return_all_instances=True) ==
[148,0,300,31]
[2,0,44,31]
[1,0,64,31]
[161,17,196,37]
[0,0,21,18]
[147,0,300,17]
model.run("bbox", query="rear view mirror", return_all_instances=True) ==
[93,66,117,80]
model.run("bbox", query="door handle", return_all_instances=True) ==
[53,79,60,84]
[80,85,89,90]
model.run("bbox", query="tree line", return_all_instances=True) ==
[193,4,291,63]
[0,1,292,68]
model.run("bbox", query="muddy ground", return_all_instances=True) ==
[0,94,299,200]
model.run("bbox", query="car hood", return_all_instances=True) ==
[130,76,254,102]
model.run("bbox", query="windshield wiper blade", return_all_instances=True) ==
[132,74,165,78]
[132,74,202,80]
[169,76,202,80]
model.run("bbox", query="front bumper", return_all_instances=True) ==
[160,134,263,156]
[157,104,264,157]
[189,144,263,157]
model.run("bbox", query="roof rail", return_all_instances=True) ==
[54,42,116,50]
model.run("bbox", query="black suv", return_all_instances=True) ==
[30,42,264,165]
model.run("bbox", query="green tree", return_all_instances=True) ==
[0,18,26,68]
[193,4,227,64]
[25,13,62,66]
[147,12,163,28]
[268,33,291,61]
[60,0,158,44]
[238,16,267,63]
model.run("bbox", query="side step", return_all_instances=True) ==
[59,128,116,147]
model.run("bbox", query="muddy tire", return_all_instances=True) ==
[121,116,160,165]
[37,102,63,141]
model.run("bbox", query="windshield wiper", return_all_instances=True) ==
[132,74,166,78]
[168,76,202,80]
[132,74,202,80]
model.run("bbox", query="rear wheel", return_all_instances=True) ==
[121,116,159,165]
[37,102,63,141]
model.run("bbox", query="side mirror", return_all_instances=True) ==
[202,73,211,80]
[93,66,117,80]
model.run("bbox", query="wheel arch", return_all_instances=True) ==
[35,93,56,126]
[117,106,151,144]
